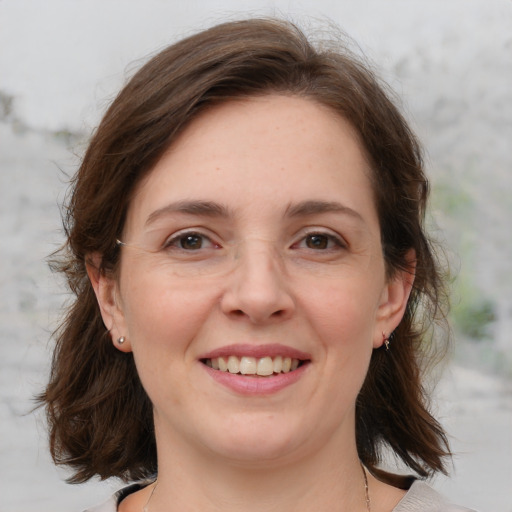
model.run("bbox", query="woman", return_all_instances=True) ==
[41,18,475,512]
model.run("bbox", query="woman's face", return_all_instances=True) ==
[96,95,412,466]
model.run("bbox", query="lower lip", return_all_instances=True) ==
[202,363,309,395]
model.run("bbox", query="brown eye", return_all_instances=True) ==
[164,231,218,252]
[305,234,330,249]
[179,234,204,250]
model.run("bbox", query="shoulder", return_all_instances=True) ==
[83,482,152,512]
[393,481,477,512]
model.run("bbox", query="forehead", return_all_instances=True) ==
[167,94,369,172]
[126,95,378,231]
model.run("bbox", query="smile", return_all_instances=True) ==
[202,355,302,376]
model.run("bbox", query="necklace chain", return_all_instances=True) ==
[361,463,371,512]
[142,481,157,512]
[143,465,371,512]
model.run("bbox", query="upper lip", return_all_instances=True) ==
[199,343,311,361]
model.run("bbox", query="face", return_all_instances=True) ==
[93,95,412,468]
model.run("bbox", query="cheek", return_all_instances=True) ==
[120,273,214,353]
[300,276,382,340]
[120,279,214,403]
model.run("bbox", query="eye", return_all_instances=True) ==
[305,234,331,250]
[164,231,219,251]
[293,231,346,251]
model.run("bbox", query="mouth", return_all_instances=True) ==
[199,345,311,394]
[200,355,308,377]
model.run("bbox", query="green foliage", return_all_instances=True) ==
[452,298,496,340]
[431,179,473,217]
[451,278,496,341]
[432,176,497,343]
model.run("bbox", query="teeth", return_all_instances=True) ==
[205,355,302,376]
[257,356,274,376]
[227,355,239,374]
[218,357,228,372]
[239,357,257,375]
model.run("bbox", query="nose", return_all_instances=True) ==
[220,241,295,324]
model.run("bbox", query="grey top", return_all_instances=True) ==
[85,480,476,512]
[393,481,475,511]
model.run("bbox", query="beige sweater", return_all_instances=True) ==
[85,480,476,512]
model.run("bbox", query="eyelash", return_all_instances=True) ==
[163,230,220,251]
[292,231,347,251]
[162,229,347,253]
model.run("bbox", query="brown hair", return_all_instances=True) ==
[40,18,450,484]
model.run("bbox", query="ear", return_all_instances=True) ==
[374,249,416,349]
[86,253,132,353]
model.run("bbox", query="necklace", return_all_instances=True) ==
[361,463,371,512]
[143,466,371,512]
[142,481,158,512]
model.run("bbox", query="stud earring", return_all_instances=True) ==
[117,336,126,345]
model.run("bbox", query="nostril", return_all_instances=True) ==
[230,308,286,320]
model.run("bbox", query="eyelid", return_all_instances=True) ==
[162,228,222,250]
[156,226,347,252]
[291,228,348,250]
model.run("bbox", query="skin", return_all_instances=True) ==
[89,95,414,511]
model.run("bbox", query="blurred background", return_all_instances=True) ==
[1,1,511,510]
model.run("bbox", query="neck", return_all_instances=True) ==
[149,433,369,512]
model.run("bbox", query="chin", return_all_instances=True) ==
[201,414,314,466]
[214,440,304,468]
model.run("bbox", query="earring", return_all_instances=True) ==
[382,332,390,351]
[117,336,126,345]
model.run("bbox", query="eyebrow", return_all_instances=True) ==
[145,200,231,226]
[285,200,365,222]
[145,199,365,227]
